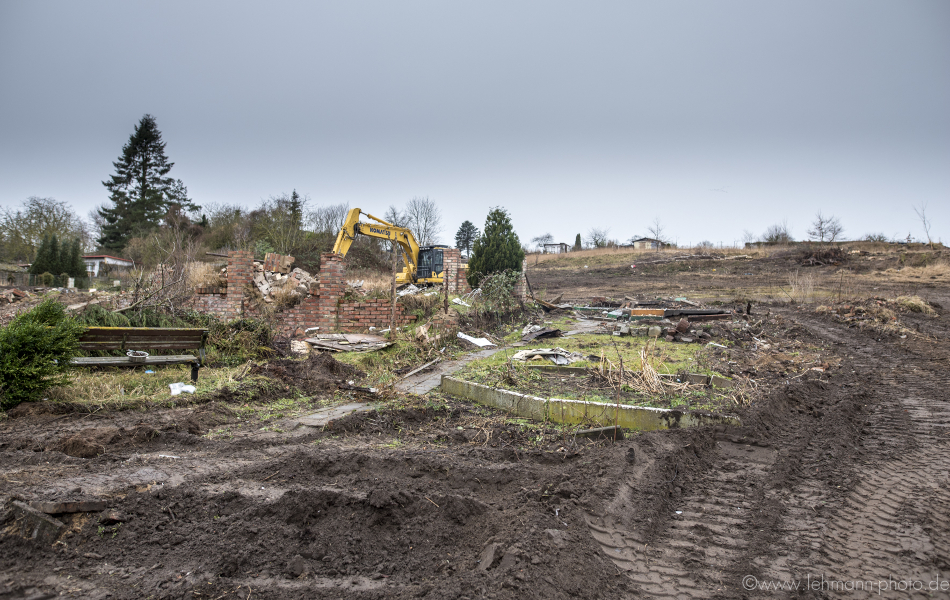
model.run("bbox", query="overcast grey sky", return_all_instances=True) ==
[1,0,948,248]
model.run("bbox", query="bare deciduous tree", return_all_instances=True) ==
[383,205,405,228]
[531,233,554,251]
[763,219,793,244]
[742,230,757,245]
[914,202,934,249]
[647,218,666,253]
[806,211,844,243]
[253,193,310,254]
[308,202,350,235]
[404,196,443,246]
[0,197,89,262]
[203,203,253,251]
[585,227,610,248]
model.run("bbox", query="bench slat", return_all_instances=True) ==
[79,327,208,335]
[70,355,198,366]
[78,342,203,351]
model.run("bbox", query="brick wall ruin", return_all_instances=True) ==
[190,251,415,335]
[442,248,472,295]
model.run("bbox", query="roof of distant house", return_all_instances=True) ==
[630,237,664,243]
[83,254,134,263]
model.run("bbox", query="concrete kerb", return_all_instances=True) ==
[439,376,740,431]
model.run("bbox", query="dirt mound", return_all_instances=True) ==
[49,424,162,458]
[24,442,632,599]
[249,352,365,395]
[799,246,846,266]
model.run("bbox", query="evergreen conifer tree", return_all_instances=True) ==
[46,235,61,276]
[289,189,303,230]
[30,236,51,275]
[574,233,582,251]
[67,239,87,278]
[466,208,524,288]
[454,220,479,257]
[98,114,196,251]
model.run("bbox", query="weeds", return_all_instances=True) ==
[787,270,815,304]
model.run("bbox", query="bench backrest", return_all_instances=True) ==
[78,327,209,351]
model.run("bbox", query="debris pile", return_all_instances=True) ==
[0,288,31,304]
[511,347,586,365]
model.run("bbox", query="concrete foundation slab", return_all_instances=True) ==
[297,403,377,428]
[440,376,740,431]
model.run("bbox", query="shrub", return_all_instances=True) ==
[0,299,86,410]
[467,207,524,288]
[40,272,54,286]
[479,269,521,313]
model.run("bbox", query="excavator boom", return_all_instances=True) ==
[332,208,424,283]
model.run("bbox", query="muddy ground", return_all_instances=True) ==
[2,255,949,599]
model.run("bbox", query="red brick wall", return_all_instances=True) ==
[226,251,253,320]
[442,248,471,294]
[191,251,416,336]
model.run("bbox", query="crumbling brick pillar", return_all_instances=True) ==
[441,248,471,294]
[317,252,346,331]
[513,258,528,302]
[226,250,254,319]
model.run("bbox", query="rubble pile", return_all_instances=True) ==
[0,288,31,304]
[252,264,318,303]
[211,259,315,304]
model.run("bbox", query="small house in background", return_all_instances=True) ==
[542,243,570,254]
[630,238,666,250]
[83,255,134,277]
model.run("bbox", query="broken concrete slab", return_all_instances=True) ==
[710,375,735,389]
[440,376,741,431]
[575,426,625,440]
[29,500,107,515]
[5,501,65,545]
[305,333,392,353]
[296,402,378,428]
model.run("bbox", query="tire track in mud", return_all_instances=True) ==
[586,438,777,598]
[585,309,950,599]
[756,313,950,599]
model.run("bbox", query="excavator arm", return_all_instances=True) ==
[332,208,421,280]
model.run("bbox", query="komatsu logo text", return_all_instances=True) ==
[368,227,391,236]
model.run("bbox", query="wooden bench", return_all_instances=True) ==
[70,327,209,382]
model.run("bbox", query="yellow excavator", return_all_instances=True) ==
[332,208,460,285]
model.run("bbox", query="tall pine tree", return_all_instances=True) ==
[466,208,524,288]
[29,236,52,275]
[66,239,87,278]
[454,220,479,258]
[98,114,197,251]
[289,189,303,230]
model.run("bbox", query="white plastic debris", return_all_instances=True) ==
[169,382,197,396]
[457,332,496,347]
[397,284,421,297]
[452,298,471,307]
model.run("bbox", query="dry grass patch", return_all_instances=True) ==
[187,261,227,287]
[895,295,937,316]
[45,364,246,412]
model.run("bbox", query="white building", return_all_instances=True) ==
[83,254,134,277]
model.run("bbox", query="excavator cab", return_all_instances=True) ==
[416,245,448,281]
